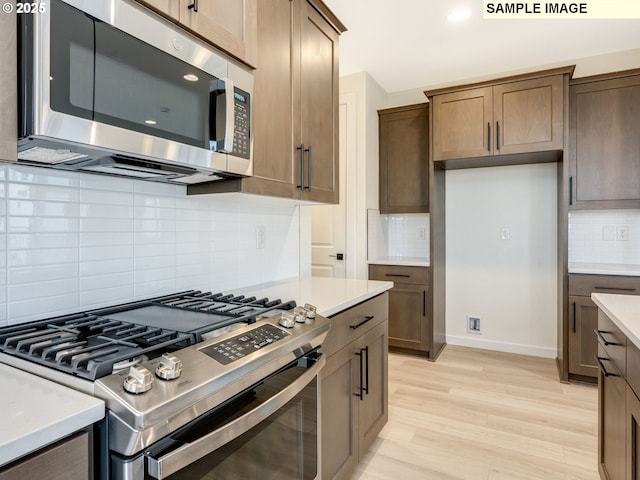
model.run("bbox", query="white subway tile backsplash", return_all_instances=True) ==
[568,209,640,265]
[367,209,430,261]
[0,165,301,324]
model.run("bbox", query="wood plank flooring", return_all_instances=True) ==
[352,345,599,480]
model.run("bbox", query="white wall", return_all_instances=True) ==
[445,164,558,357]
[336,72,387,279]
[0,165,301,326]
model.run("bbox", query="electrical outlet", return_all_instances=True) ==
[419,228,427,240]
[255,226,266,249]
[500,227,510,240]
[617,226,629,241]
[467,316,482,334]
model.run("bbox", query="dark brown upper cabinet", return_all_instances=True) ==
[135,0,258,67]
[568,70,640,210]
[378,104,429,214]
[426,66,573,169]
[189,0,345,204]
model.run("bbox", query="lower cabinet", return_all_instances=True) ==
[627,385,640,480]
[320,293,389,480]
[596,309,640,480]
[568,274,640,382]
[598,356,626,480]
[0,431,90,480]
[369,265,432,357]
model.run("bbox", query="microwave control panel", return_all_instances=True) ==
[232,88,251,159]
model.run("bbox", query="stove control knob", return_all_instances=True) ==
[155,353,183,381]
[123,365,154,394]
[278,311,296,328]
[304,303,317,319]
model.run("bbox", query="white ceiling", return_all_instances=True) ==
[322,0,640,93]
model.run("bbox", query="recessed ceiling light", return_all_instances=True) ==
[145,120,157,125]
[183,74,199,82]
[448,8,471,22]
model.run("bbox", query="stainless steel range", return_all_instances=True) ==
[0,290,329,480]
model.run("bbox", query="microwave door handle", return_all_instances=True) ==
[223,78,235,153]
[146,354,325,479]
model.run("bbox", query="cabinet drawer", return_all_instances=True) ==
[596,310,627,377]
[323,293,388,358]
[369,265,429,286]
[569,274,640,296]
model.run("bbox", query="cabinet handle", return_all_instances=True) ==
[350,315,374,330]
[305,145,312,191]
[572,302,576,333]
[423,290,426,317]
[362,346,369,395]
[296,144,305,190]
[496,121,500,151]
[594,328,619,347]
[594,286,637,292]
[384,273,410,278]
[487,122,491,152]
[188,0,198,12]
[594,356,617,377]
[569,176,573,206]
[354,349,364,400]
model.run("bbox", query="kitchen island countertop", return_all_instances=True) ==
[235,276,394,317]
[0,363,104,468]
[592,293,640,350]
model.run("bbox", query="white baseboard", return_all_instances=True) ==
[446,335,557,359]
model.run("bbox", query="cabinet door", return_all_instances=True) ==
[598,356,626,480]
[245,0,299,198]
[569,75,640,208]
[357,321,389,460]
[493,75,564,155]
[388,283,430,352]
[628,384,640,480]
[568,295,598,378]
[432,87,493,161]
[320,343,359,480]
[178,0,257,67]
[134,0,180,20]
[297,0,340,203]
[0,8,16,162]
[378,104,429,213]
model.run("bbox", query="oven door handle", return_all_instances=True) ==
[146,354,325,480]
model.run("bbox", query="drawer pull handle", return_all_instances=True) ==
[594,286,637,292]
[594,356,617,377]
[594,328,618,347]
[385,274,410,278]
[350,315,374,330]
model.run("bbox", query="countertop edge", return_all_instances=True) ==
[322,282,393,317]
[367,259,430,267]
[592,293,640,350]
[569,263,640,277]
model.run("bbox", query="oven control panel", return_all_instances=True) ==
[200,323,290,365]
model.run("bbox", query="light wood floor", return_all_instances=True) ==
[352,345,599,480]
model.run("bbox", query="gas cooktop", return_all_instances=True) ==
[0,290,296,380]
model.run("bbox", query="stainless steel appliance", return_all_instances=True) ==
[18,0,253,184]
[0,291,328,480]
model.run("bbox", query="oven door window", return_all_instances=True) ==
[49,0,218,149]
[144,360,318,480]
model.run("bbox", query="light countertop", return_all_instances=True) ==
[0,363,105,467]
[234,276,393,317]
[592,293,640,350]
[368,257,430,267]
[569,263,640,277]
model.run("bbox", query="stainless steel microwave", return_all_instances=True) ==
[18,0,253,184]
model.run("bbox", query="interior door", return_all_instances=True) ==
[310,94,354,278]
